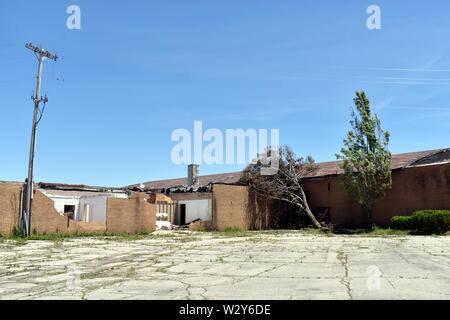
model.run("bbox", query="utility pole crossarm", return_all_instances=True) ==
[25,43,58,61]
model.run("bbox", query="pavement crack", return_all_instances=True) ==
[337,250,353,300]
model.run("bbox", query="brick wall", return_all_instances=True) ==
[0,183,155,235]
[374,163,450,225]
[212,184,249,231]
[0,182,108,235]
[302,177,362,227]
[0,182,22,235]
[303,162,450,227]
[106,192,156,234]
[211,163,450,230]
[211,184,304,230]
[148,193,173,203]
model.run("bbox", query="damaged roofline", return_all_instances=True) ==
[38,182,129,194]
[128,181,246,195]
[404,148,450,169]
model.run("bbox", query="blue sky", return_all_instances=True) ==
[1,0,450,187]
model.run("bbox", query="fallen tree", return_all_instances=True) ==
[239,145,322,228]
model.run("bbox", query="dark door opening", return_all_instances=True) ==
[180,204,186,225]
[64,205,76,220]
[64,205,75,213]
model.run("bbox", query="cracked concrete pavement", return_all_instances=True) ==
[0,231,449,300]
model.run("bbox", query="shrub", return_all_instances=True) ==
[411,210,450,234]
[12,225,24,237]
[391,210,450,234]
[391,216,412,230]
[223,226,242,233]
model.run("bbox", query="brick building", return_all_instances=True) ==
[1,148,448,235]
[0,182,156,236]
[131,148,450,229]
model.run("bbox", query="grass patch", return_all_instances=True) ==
[0,230,157,242]
[223,227,242,233]
[330,226,433,236]
[155,264,174,273]
[217,227,267,238]
[126,267,137,278]
[2,225,445,244]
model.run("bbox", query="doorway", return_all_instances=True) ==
[180,204,186,225]
[64,205,75,220]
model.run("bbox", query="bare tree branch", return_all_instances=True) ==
[240,145,322,228]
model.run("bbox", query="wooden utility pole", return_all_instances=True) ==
[22,43,57,236]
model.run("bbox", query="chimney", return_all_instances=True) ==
[187,164,199,187]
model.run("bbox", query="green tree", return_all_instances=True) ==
[336,91,392,230]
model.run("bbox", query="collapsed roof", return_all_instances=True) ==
[37,182,128,194]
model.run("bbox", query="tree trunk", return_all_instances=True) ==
[305,204,322,228]
[300,188,322,228]
[366,205,374,231]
